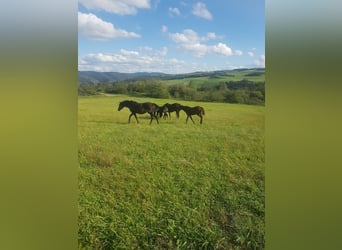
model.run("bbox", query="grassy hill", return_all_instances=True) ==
[78,71,168,84]
[160,68,265,86]
[78,95,265,249]
[78,68,265,85]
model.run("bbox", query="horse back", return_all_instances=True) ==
[142,102,158,113]
[195,106,205,115]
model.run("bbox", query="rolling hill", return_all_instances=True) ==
[78,71,168,84]
[78,68,265,84]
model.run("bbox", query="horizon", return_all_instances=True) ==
[78,1,265,74]
[78,67,265,75]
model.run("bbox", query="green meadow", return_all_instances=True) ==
[161,70,265,86]
[78,95,265,249]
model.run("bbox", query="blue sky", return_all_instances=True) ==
[78,0,264,74]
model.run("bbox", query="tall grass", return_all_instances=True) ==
[78,95,265,249]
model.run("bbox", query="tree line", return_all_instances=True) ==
[78,79,265,105]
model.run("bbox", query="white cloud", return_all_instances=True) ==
[248,51,254,57]
[120,49,139,57]
[79,0,150,15]
[182,43,208,57]
[211,43,233,56]
[200,32,218,42]
[140,46,153,51]
[254,55,265,67]
[78,12,140,40]
[235,50,243,56]
[78,46,249,73]
[169,7,180,16]
[158,47,168,56]
[79,49,189,73]
[180,1,188,7]
[169,29,199,44]
[206,32,216,40]
[161,25,168,33]
[169,29,234,57]
[192,2,212,20]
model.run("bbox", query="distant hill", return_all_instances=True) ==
[78,71,168,84]
[78,68,265,84]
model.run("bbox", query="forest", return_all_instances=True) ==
[79,79,264,105]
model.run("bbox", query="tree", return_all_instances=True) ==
[78,83,97,96]
[148,81,169,98]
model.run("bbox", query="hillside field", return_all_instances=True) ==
[78,95,265,249]
[160,69,265,86]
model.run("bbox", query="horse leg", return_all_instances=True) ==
[176,111,179,119]
[149,113,154,125]
[199,114,203,124]
[133,113,139,123]
[128,113,133,123]
[154,112,159,124]
[189,115,195,124]
[186,115,189,124]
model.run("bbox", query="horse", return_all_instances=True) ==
[118,100,159,124]
[158,103,181,120]
[162,112,169,120]
[179,105,205,124]
[157,105,169,120]
[154,104,168,119]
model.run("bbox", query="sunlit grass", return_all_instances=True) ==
[78,95,264,249]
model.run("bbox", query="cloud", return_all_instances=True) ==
[78,12,140,40]
[120,49,139,57]
[161,25,168,33]
[235,50,243,56]
[139,46,153,51]
[192,2,212,20]
[78,46,248,73]
[211,43,233,56]
[180,1,188,7]
[254,55,265,67]
[169,7,181,16]
[153,0,160,9]
[205,32,216,40]
[158,47,168,56]
[248,52,254,57]
[79,49,190,73]
[79,0,150,15]
[169,29,234,57]
[78,50,237,74]
[169,29,199,44]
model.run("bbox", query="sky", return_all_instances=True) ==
[78,0,265,74]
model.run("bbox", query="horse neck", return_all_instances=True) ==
[180,105,188,111]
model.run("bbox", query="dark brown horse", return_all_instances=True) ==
[158,103,181,119]
[179,105,205,124]
[156,105,169,120]
[118,100,159,124]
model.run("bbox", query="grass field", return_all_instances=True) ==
[161,69,265,86]
[78,95,265,249]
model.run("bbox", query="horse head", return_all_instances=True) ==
[118,101,124,111]
[118,100,132,111]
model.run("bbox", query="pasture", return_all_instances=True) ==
[78,95,265,249]
[160,69,265,86]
